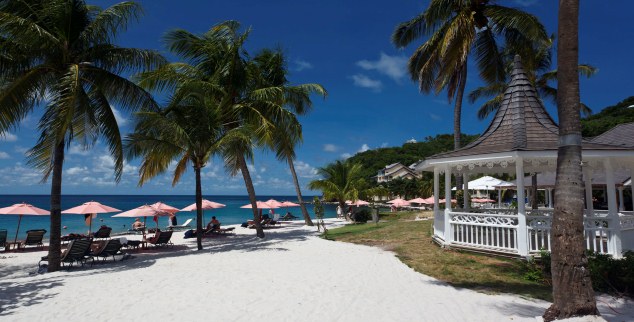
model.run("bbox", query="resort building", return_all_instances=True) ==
[415,56,634,258]
[374,162,422,183]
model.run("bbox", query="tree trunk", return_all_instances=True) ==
[237,155,264,238]
[47,140,64,272]
[453,64,467,190]
[194,165,204,251]
[544,0,598,320]
[532,174,538,210]
[339,200,349,221]
[288,156,313,226]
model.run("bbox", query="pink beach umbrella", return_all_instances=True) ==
[0,203,49,243]
[387,198,411,208]
[439,198,458,204]
[345,200,370,207]
[62,201,121,234]
[180,199,226,226]
[240,201,280,209]
[280,201,300,207]
[407,197,428,205]
[149,202,179,213]
[422,196,436,204]
[113,205,173,238]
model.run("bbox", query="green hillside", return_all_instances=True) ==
[347,134,479,180]
[582,96,634,137]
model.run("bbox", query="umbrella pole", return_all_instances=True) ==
[143,217,147,240]
[14,214,22,243]
[89,214,93,236]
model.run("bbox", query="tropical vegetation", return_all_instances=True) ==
[0,0,165,272]
[581,96,634,137]
[308,160,365,220]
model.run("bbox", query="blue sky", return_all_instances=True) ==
[1,0,633,195]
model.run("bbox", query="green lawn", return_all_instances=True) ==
[324,211,552,301]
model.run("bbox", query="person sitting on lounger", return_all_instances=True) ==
[206,216,221,231]
[132,218,145,231]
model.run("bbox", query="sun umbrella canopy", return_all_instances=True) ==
[280,201,300,207]
[149,202,179,213]
[0,203,49,215]
[62,201,120,214]
[180,199,226,211]
[240,201,280,209]
[387,198,411,207]
[472,198,496,203]
[112,205,173,218]
[345,200,370,206]
[439,198,457,204]
[422,196,436,204]
[264,199,285,208]
[407,197,429,204]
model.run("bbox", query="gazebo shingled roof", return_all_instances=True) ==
[428,55,626,160]
[590,122,634,147]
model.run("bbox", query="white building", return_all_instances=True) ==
[374,162,422,183]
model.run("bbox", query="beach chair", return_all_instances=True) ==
[0,229,7,251]
[205,227,236,235]
[90,239,125,264]
[93,226,112,239]
[38,239,92,268]
[22,229,46,249]
[148,230,173,248]
[167,218,193,230]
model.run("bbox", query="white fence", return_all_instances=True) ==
[449,211,518,252]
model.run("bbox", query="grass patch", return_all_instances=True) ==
[324,214,552,301]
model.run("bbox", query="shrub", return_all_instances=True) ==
[352,209,371,223]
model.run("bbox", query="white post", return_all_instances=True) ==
[516,158,528,256]
[498,188,502,208]
[434,167,441,239]
[583,166,594,214]
[463,173,469,210]
[444,166,453,245]
[618,187,624,212]
[549,188,554,208]
[604,159,622,257]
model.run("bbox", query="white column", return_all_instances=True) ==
[583,166,594,214]
[434,168,440,212]
[463,173,469,210]
[618,187,625,212]
[604,159,622,257]
[516,158,528,256]
[444,166,453,245]
[434,167,441,239]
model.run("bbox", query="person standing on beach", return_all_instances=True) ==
[336,205,342,218]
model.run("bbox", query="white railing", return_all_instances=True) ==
[527,215,614,254]
[433,209,444,240]
[448,211,518,252]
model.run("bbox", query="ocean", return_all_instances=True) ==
[0,195,337,240]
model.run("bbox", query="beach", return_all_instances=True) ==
[1,219,632,322]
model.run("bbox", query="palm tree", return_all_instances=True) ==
[138,21,297,238]
[308,160,365,221]
[125,100,229,251]
[543,0,598,320]
[392,0,548,151]
[469,37,597,119]
[0,0,164,272]
[252,49,327,227]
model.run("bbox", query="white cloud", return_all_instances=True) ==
[0,163,43,186]
[358,144,370,153]
[380,142,389,148]
[430,113,442,121]
[260,166,267,173]
[294,161,318,179]
[14,146,28,155]
[350,74,382,92]
[323,144,338,152]
[66,166,89,176]
[356,53,408,82]
[293,59,313,72]
[0,132,17,142]
[0,151,9,159]
[69,144,91,156]
[111,106,129,126]
[341,153,352,159]
[247,164,257,174]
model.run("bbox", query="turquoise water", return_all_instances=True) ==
[0,195,337,240]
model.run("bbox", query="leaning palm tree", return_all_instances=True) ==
[252,49,327,227]
[543,0,598,320]
[308,160,365,221]
[125,100,229,251]
[392,0,548,151]
[0,0,164,272]
[469,37,597,119]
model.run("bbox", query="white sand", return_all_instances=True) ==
[1,219,632,322]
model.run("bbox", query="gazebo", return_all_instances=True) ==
[416,56,634,258]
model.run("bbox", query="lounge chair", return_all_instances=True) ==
[282,213,298,220]
[167,218,193,230]
[90,239,125,264]
[22,229,46,249]
[205,227,235,235]
[38,239,92,268]
[93,226,112,239]
[0,229,7,251]
[148,230,173,247]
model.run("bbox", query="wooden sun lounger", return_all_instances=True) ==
[148,230,173,248]
[90,239,125,264]
[39,239,92,268]
[22,229,46,249]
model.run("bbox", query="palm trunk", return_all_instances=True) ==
[237,155,264,238]
[544,0,598,320]
[288,156,313,226]
[453,64,467,190]
[194,165,204,250]
[47,140,64,272]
